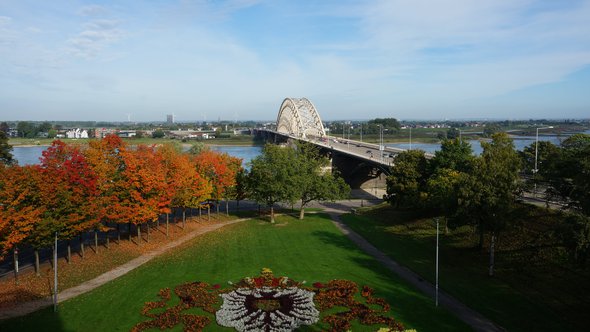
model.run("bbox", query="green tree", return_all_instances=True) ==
[152,129,165,138]
[16,121,36,138]
[431,138,474,173]
[456,133,521,276]
[558,213,590,267]
[385,150,430,208]
[546,134,590,215]
[293,143,350,219]
[519,140,560,176]
[0,131,14,166]
[187,142,207,155]
[37,121,52,134]
[248,144,299,222]
[0,122,10,134]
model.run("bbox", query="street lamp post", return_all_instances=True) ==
[360,123,363,142]
[534,126,554,196]
[379,124,383,161]
[435,218,439,307]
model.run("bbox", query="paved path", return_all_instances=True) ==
[0,218,247,320]
[325,209,506,332]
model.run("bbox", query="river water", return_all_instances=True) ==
[12,145,263,166]
[387,133,583,155]
[10,131,589,164]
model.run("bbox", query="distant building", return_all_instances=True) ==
[95,128,116,138]
[65,128,89,139]
[167,114,175,124]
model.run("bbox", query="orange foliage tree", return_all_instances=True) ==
[120,145,168,244]
[193,151,242,214]
[175,153,212,226]
[37,140,101,262]
[0,165,44,262]
[84,134,128,245]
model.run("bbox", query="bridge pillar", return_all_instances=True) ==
[331,151,388,191]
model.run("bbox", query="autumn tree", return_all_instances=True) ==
[0,165,43,271]
[193,150,241,215]
[120,145,168,244]
[161,146,212,229]
[38,140,101,261]
[84,134,128,246]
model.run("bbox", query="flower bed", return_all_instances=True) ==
[132,268,407,332]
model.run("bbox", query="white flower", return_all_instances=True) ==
[216,287,319,332]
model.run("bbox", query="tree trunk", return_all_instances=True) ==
[444,218,449,235]
[166,213,169,238]
[67,241,71,263]
[34,249,40,276]
[182,208,186,229]
[137,225,141,246]
[237,200,240,212]
[216,201,220,214]
[478,224,484,251]
[129,222,132,241]
[117,224,121,243]
[207,206,210,221]
[299,202,305,220]
[488,232,496,277]
[226,199,229,216]
[147,222,150,242]
[199,206,202,218]
[156,216,160,228]
[13,249,19,285]
[80,235,85,259]
[270,206,275,223]
[106,233,110,249]
[94,231,99,253]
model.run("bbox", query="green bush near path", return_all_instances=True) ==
[341,207,583,332]
[1,214,470,331]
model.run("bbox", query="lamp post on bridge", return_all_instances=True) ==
[378,124,384,161]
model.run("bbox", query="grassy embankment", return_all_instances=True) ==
[342,203,590,332]
[1,214,471,332]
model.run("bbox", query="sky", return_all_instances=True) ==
[1,0,589,122]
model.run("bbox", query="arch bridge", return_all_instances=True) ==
[256,97,417,190]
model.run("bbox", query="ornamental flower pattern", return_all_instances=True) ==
[132,268,408,332]
[216,286,319,332]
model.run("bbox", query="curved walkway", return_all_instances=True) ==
[322,205,506,332]
[0,218,247,320]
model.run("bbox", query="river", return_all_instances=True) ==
[387,133,586,155]
[11,145,263,166]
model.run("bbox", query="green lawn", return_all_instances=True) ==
[1,214,470,331]
[341,206,583,332]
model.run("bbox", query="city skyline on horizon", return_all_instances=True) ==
[1,1,589,122]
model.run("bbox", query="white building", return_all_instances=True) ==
[66,128,89,139]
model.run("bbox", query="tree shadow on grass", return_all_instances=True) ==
[0,295,68,332]
[311,230,366,253]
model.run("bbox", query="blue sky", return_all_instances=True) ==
[1,0,589,122]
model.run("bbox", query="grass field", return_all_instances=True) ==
[0,214,471,331]
[341,204,589,332]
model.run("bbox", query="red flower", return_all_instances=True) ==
[313,282,325,288]
[212,284,221,289]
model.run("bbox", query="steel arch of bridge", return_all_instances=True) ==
[276,98,326,138]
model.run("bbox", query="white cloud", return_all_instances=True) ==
[66,19,123,58]
[78,5,109,17]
